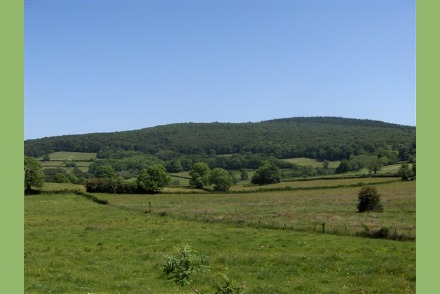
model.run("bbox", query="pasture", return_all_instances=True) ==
[38,152,96,174]
[25,180,415,293]
[38,151,97,161]
[105,180,416,239]
[281,157,341,169]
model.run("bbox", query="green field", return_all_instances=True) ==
[281,157,341,169]
[230,177,400,192]
[40,182,86,192]
[25,180,415,293]
[38,152,95,175]
[104,180,415,238]
[38,151,97,161]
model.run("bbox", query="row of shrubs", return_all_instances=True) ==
[85,178,157,194]
[356,226,415,241]
[74,191,109,205]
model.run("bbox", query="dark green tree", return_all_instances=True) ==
[24,156,44,193]
[189,162,211,189]
[251,162,281,185]
[95,165,116,179]
[357,186,383,212]
[209,168,233,192]
[335,160,350,174]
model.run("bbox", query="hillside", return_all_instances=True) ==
[24,117,415,161]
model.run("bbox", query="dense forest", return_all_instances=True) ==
[25,117,415,161]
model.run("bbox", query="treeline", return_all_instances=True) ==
[24,117,416,162]
[89,149,295,178]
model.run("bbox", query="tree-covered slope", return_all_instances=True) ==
[24,117,415,161]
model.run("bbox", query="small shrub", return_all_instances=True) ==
[162,244,245,294]
[357,186,383,213]
[163,244,210,292]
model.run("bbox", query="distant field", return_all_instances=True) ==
[103,180,415,239]
[25,187,416,293]
[230,176,400,192]
[380,164,403,174]
[41,161,92,168]
[38,151,97,161]
[38,152,95,175]
[282,157,340,169]
[41,182,86,192]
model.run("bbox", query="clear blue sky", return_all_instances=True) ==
[24,0,415,140]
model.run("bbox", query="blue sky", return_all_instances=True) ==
[24,0,415,140]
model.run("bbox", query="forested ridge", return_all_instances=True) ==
[24,117,415,161]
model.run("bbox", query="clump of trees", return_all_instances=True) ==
[189,163,234,192]
[357,186,383,213]
[86,164,170,194]
[335,154,388,174]
[189,162,211,189]
[209,168,233,192]
[251,162,281,185]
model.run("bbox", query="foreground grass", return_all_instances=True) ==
[25,193,415,293]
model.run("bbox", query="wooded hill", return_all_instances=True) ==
[24,117,415,161]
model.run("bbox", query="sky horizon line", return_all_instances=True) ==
[24,115,415,141]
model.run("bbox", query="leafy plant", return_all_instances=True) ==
[162,245,245,294]
[163,244,210,293]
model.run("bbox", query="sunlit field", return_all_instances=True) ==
[25,180,415,293]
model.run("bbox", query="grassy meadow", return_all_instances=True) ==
[25,179,415,293]
[104,180,416,239]
[281,157,341,169]
[38,152,96,173]
[38,151,97,161]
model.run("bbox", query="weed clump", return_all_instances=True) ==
[162,244,245,293]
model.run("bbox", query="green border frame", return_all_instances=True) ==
[416,0,437,292]
[1,0,433,292]
[0,0,24,292]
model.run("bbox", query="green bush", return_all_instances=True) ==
[251,162,281,185]
[357,186,383,213]
[85,178,117,193]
